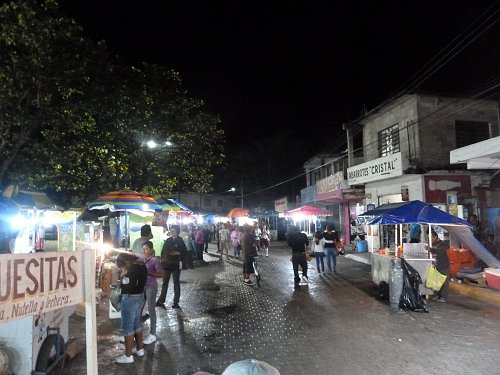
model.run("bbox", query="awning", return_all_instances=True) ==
[357,200,500,268]
[450,136,500,169]
[357,200,471,227]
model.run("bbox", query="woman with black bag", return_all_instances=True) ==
[114,253,148,364]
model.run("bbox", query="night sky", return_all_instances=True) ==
[58,0,500,193]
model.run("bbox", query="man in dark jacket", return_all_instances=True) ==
[287,226,309,287]
[156,226,187,309]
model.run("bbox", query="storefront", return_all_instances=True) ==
[311,172,364,244]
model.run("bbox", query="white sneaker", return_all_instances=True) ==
[132,348,144,357]
[115,354,133,364]
[302,276,309,283]
[243,279,254,285]
[143,334,157,345]
[119,336,125,343]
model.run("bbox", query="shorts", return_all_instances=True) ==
[120,294,144,336]
[260,238,269,247]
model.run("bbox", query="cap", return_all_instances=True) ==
[221,359,280,375]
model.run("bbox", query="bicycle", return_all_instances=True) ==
[251,254,261,287]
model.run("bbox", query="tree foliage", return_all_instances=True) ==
[0,0,225,206]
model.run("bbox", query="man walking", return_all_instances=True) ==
[287,226,309,287]
[156,226,187,309]
[241,224,257,285]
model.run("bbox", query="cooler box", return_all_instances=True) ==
[485,268,500,291]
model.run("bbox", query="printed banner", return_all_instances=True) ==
[0,251,84,322]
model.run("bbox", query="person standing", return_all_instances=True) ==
[287,226,309,287]
[253,222,262,253]
[194,226,204,260]
[219,222,231,260]
[428,230,451,302]
[261,224,270,257]
[241,224,258,285]
[312,230,326,274]
[180,225,194,269]
[231,225,242,259]
[141,241,163,345]
[468,214,484,241]
[203,225,211,253]
[323,225,338,275]
[131,224,153,255]
[409,223,421,243]
[114,253,148,364]
[156,226,187,309]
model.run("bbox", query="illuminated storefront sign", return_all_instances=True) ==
[347,152,403,185]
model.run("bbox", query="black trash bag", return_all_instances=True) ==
[399,258,429,313]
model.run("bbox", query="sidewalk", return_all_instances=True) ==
[345,249,500,307]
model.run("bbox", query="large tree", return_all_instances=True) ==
[0,0,224,206]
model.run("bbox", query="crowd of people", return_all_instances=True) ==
[114,221,273,364]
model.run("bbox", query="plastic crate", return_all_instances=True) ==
[485,268,500,291]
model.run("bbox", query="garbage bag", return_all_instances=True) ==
[389,259,403,309]
[399,258,429,313]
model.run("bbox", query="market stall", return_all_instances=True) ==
[357,200,500,297]
[0,205,98,375]
[283,205,332,236]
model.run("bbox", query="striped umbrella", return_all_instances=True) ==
[87,190,162,211]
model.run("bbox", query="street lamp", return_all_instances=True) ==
[145,140,173,149]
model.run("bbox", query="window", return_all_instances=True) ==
[378,124,400,157]
[455,120,489,148]
[204,198,211,207]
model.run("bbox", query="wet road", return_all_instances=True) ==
[62,241,500,375]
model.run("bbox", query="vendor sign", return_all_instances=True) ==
[347,152,403,185]
[0,251,84,322]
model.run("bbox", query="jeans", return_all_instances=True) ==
[157,269,181,304]
[315,252,325,273]
[324,247,337,273]
[292,252,308,284]
[144,284,158,335]
[233,245,241,258]
[120,294,144,336]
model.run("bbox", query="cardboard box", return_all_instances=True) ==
[485,268,500,291]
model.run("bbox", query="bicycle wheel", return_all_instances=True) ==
[253,261,261,288]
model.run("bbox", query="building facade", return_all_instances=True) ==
[298,93,499,246]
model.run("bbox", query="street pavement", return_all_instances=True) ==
[62,241,500,375]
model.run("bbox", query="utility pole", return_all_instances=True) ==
[240,180,244,208]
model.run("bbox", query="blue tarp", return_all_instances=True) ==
[357,200,472,227]
[357,200,500,269]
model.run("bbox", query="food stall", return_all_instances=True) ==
[0,190,102,375]
[357,200,500,298]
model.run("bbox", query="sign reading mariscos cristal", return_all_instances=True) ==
[347,152,403,185]
[0,251,83,322]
